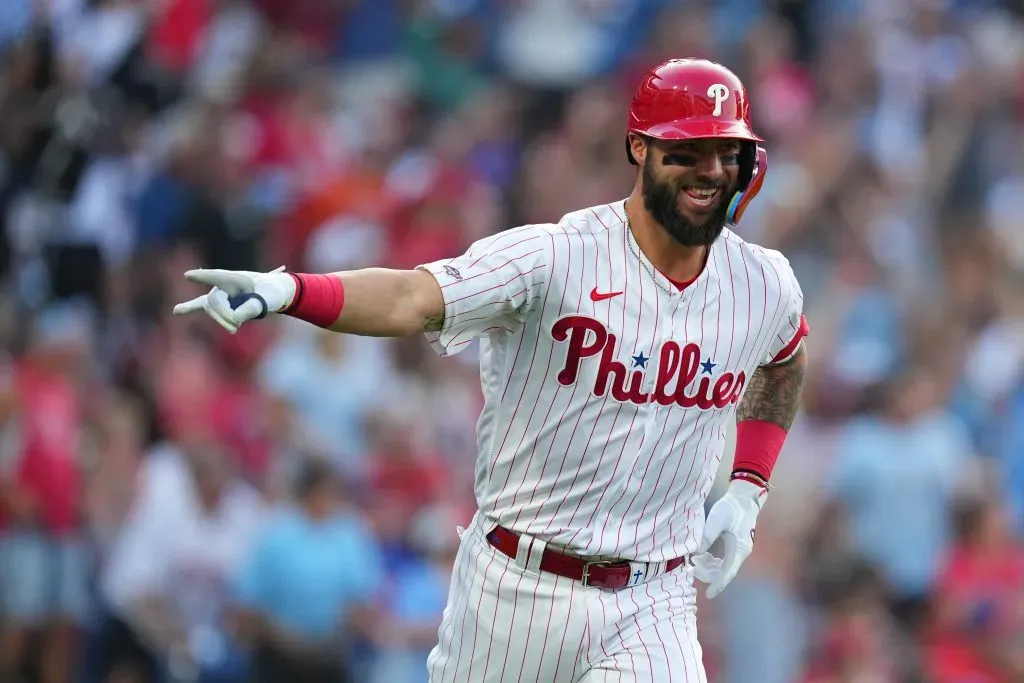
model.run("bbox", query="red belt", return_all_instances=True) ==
[486,525,688,589]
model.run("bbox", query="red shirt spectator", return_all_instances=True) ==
[147,0,212,74]
[0,361,82,535]
[926,499,1024,683]
[365,420,448,526]
[209,326,276,487]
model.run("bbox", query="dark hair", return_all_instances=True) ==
[294,457,337,500]
[952,497,989,544]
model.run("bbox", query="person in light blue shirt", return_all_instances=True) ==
[257,326,394,480]
[998,380,1024,536]
[368,505,460,683]
[826,366,972,628]
[232,458,384,683]
[0,0,32,50]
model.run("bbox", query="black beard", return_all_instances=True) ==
[642,157,731,247]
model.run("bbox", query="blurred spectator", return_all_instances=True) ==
[232,456,382,683]
[257,325,394,480]
[715,530,809,683]
[368,503,461,683]
[825,365,974,631]
[0,0,32,51]
[0,302,94,683]
[98,439,264,683]
[925,495,1024,682]
[207,326,277,489]
[82,389,147,557]
[802,561,907,683]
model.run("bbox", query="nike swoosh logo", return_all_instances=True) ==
[590,287,623,302]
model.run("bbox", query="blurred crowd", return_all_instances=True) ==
[0,0,1023,682]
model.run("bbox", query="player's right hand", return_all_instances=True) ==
[172,266,296,334]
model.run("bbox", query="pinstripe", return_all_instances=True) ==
[548,220,624,525]
[731,240,761,374]
[593,221,661,555]
[506,227,588,524]
[493,229,579,482]
[475,555,516,683]
[513,567,546,683]
[518,225,604,530]
[437,536,479,681]
[612,589,638,677]
[445,264,546,306]
[639,262,699,556]
[627,591,654,681]
[551,577,577,681]
[682,610,706,683]
[675,252,725,548]
[430,530,475,681]
[462,550,500,680]
[489,231,559,470]
[569,220,644,549]
[616,273,691,547]
[674,250,718,549]
[494,566,529,682]
[632,287,699,555]
[619,249,716,553]
[444,247,546,290]
[569,607,589,682]
[437,529,491,681]
[756,252,788,359]
[534,574,561,679]
[654,415,707,553]
[465,236,546,270]
[670,422,712,549]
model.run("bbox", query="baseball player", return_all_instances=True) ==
[174,58,808,682]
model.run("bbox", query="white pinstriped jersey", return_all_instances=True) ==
[418,199,805,562]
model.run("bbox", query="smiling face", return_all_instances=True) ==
[636,135,742,248]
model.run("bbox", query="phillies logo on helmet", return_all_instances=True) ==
[706,83,730,116]
[551,316,746,409]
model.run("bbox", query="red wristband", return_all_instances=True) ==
[281,273,345,328]
[732,420,788,483]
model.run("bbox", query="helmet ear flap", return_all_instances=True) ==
[736,142,756,190]
[726,146,767,225]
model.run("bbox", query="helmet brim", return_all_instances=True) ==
[634,120,764,143]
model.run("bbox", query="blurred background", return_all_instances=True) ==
[0,0,1023,681]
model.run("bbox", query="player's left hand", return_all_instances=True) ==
[695,478,768,599]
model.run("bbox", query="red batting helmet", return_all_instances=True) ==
[626,58,768,225]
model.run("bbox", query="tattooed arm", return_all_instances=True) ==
[729,344,808,486]
[736,344,808,430]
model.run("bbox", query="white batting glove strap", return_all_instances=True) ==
[696,478,767,599]
[172,267,296,334]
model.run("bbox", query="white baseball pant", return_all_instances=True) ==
[426,512,708,683]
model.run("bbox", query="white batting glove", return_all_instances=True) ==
[695,478,768,599]
[172,266,296,334]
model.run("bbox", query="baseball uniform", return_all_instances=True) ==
[417,198,805,682]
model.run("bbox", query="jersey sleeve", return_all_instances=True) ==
[761,253,808,367]
[417,224,551,357]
